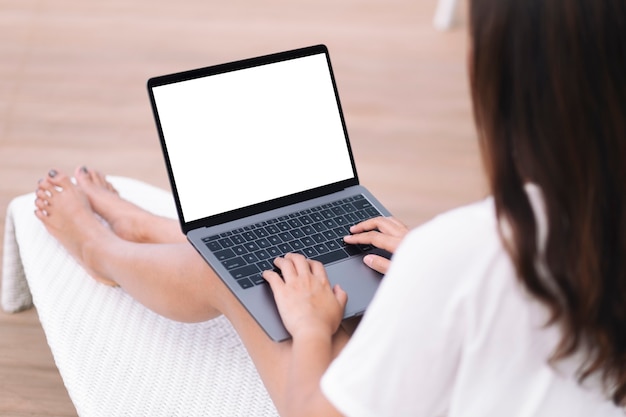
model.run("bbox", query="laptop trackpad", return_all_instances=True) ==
[326,257,383,318]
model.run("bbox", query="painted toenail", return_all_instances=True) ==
[80,166,88,174]
[48,169,57,178]
[38,178,43,184]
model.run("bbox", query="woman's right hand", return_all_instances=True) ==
[343,216,408,274]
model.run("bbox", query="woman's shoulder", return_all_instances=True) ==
[399,196,501,263]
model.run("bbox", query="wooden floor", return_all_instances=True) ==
[0,0,486,415]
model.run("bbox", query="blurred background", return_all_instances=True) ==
[1,0,485,414]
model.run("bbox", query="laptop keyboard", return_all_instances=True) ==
[202,194,382,289]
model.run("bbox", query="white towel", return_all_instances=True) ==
[1,176,278,417]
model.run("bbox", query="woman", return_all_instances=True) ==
[34,0,625,415]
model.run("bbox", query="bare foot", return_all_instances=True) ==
[35,169,119,286]
[73,166,159,243]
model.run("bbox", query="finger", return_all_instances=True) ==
[262,269,284,288]
[344,231,401,253]
[284,252,311,275]
[349,217,383,234]
[350,216,406,237]
[273,256,297,281]
[370,216,407,236]
[362,254,392,275]
[309,258,326,276]
[309,259,330,283]
[333,284,348,310]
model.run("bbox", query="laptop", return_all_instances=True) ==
[147,44,392,341]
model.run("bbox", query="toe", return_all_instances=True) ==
[35,191,50,208]
[48,169,74,189]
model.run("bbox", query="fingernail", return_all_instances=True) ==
[80,166,88,174]
[37,178,43,184]
[48,169,57,178]
[363,255,373,267]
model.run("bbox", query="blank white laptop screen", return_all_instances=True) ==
[152,52,355,223]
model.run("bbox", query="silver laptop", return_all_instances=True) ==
[147,44,391,341]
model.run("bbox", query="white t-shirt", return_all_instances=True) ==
[321,186,624,417]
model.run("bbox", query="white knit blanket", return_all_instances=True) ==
[1,176,278,417]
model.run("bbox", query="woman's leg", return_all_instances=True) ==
[35,169,349,413]
[74,166,186,244]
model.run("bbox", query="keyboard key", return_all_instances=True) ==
[243,231,256,241]
[300,237,314,247]
[323,219,338,229]
[255,249,271,260]
[345,245,362,256]
[251,274,266,285]
[205,240,222,251]
[218,237,235,248]
[202,234,220,242]
[326,240,340,251]
[278,243,293,253]
[243,253,259,263]
[344,213,358,223]
[277,222,291,231]
[266,225,280,234]
[231,264,260,279]
[256,238,271,249]
[237,278,254,289]
[291,240,305,250]
[303,247,319,257]
[312,249,349,265]
[301,225,315,235]
[312,233,326,243]
[288,219,303,228]
[323,230,337,240]
[214,248,236,261]
[222,257,246,270]
[353,199,372,210]
[233,245,247,256]
[365,207,380,217]
[231,234,245,245]
[314,244,330,254]
[257,260,273,271]
[310,212,324,222]
[342,204,356,214]
[244,241,260,252]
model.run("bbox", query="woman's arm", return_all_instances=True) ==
[263,253,345,417]
[261,217,408,416]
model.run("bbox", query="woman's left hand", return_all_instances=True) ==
[263,253,348,339]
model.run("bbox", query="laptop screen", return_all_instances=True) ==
[150,49,356,224]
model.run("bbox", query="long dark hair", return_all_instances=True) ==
[469,0,626,405]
